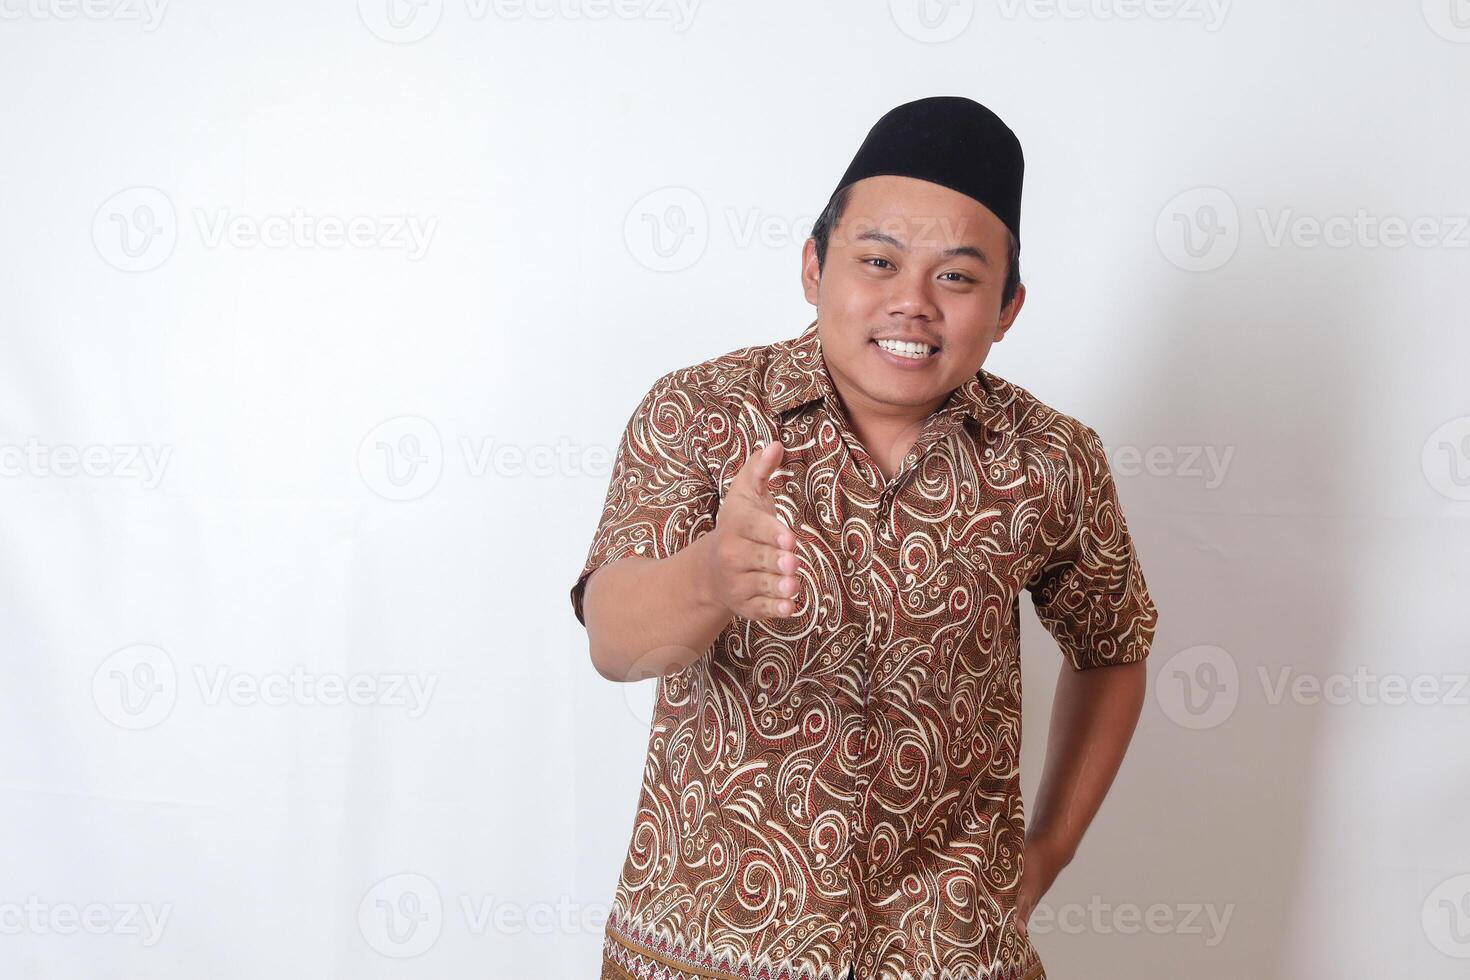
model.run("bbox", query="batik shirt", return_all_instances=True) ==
[572,319,1159,980]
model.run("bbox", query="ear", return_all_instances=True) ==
[993,282,1026,341]
[800,238,821,306]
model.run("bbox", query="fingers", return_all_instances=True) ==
[750,595,796,619]
[736,575,800,619]
[732,521,802,621]
[740,569,799,601]
[733,511,795,553]
[750,545,796,576]
[708,531,804,621]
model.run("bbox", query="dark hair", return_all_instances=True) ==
[810,184,1022,309]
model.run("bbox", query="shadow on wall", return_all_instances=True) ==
[1019,229,1375,977]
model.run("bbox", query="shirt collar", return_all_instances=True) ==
[765,318,1011,433]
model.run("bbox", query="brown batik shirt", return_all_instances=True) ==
[571,319,1159,980]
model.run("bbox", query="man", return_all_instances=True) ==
[572,96,1159,980]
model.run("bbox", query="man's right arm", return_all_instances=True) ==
[581,535,732,682]
[581,439,802,682]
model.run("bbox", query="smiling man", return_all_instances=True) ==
[573,96,1160,980]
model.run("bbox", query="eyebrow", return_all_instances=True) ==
[854,230,991,266]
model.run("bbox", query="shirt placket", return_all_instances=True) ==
[824,397,967,979]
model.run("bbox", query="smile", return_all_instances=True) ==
[872,337,939,360]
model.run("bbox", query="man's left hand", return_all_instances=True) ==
[1015,833,1071,939]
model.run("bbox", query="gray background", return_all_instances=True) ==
[1,1,1467,977]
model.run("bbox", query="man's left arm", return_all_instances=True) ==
[1017,659,1146,933]
[1017,422,1160,935]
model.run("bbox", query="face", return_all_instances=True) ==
[801,175,1026,421]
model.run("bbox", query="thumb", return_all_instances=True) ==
[736,438,784,497]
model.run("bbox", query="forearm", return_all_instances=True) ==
[582,534,734,682]
[1027,659,1147,864]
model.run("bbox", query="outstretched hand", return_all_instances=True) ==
[698,440,803,620]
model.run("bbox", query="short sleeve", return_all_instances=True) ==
[569,370,721,627]
[1026,424,1159,670]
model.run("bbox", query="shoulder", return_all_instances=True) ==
[977,369,1109,507]
[639,334,789,417]
[979,368,1105,455]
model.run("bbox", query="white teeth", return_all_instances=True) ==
[875,338,937,359]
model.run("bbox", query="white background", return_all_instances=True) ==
[2,1,1468,978]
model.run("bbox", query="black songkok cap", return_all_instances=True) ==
[830,95,1025,250]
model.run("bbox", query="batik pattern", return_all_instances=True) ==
[572,320,1157,980]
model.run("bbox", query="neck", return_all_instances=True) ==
[823,357,951,479]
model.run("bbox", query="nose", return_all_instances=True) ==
[886,266,939,322]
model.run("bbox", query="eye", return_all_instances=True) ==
[940,271,976,283]
[864,257,895,270]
